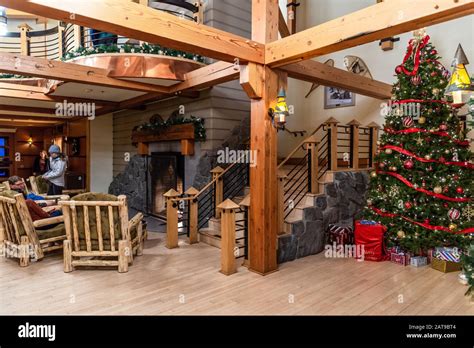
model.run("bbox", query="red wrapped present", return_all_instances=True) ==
[354,220,388,262]
[328,224,354,246]
[390,252,409,266]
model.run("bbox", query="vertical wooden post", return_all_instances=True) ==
[164,189,180,249]
[239,194,250,267]
[287,0,299,34]
[18,23,32,56]
[210,166,224,218]
[73,25,83,50]
[185,186,199,245]
[218,199,240,276]
[243,0,281,276]
[118,240,129,273]
[277,171,287,235]
[348,120,361,170]
[63,239,73,273]
[367,122,381,169]
[57,22,65,59]
[325,117,340,172]
[118,195,133,264]
[19,236,30,267]
[305,135,320,194]
[194,1,205,24]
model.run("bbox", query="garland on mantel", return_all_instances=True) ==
[62,43,205,63]
[133,116,206,142]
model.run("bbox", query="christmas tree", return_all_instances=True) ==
[364,30,474,254]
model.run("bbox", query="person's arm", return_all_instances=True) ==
[25,200,51,221]
[42,160,66,180]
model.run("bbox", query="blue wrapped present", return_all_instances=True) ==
[360,220,377,225]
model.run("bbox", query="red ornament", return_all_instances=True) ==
[439,156,446,163]
[443,203,449,208]
[443,186,449,193]
[404,202,412,209]
[439,124,448,131]
[403,117,414,127]
[395,65,403,74]
[422,180,426,188]
[431,50,437,55]
[403,159,414,169]
[430,71,437,77]
[456,187,464,194]
[448,208,461,220]
[411,75,421,86]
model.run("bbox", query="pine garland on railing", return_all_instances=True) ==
[62,43,205,63]
[133,116,206,142]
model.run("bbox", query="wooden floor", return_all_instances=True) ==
[1,233,472,315]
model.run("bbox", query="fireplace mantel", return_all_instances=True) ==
[132,123,195,156]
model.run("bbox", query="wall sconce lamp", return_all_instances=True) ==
[445,44,474,106]
[27,136,33,146]
[268,89,290,131]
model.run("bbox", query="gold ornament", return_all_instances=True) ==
[449,223,458,232]
[432,88,440,95]
[397,230,406,238]
[418,116,426,124]
[385,149,393,155]
[433,186,442,194]
[367,199,373,206]
[462,205,473,221]
[389,166,398,172]
[424,154,432,160]
[370,171,378,178]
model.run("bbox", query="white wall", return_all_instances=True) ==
[278,0,474,156]
[90,113,113,193]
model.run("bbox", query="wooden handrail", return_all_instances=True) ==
[278,123,325,170]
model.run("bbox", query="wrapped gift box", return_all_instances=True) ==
[435,247,461,263]
[390,252,409,266]
[431,258,462,273]
[328,224,354,246]
[410,256,428,267]
[354,221,388,262]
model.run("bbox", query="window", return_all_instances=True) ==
[0,136,8,157]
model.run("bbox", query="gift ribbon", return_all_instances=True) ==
[384,127,471,147]
[380,145,474,169]
[376,170,471,202]
[371,206,474,234]
[400,35,430,76]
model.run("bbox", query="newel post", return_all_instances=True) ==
[348,120,361,170]
[210,166,224,218]
[277,171,287,235]
[73,25,83,50]
[325,117,340,172]
[305,135,320,194]
[164,189,180,249]
[185,186,199,245]
[18,23,32,56]
[218,199,240,276]
[367,122,381,169]
[57,22,65,58]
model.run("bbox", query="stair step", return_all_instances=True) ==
[198,228,246,250]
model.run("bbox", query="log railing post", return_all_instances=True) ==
[277,171,287,235]
[239,194,250,267]
[194,1,205,24]
[57,22,65,59]
[164,189,180,249]
[18,23,32,56]
[210,166,224,218]
[73,25,83,50]
[367,122,381,169]
[348,119,361,170]
[305,135,320,194]
[218,199,240,276]
[325,117,340,172]
[185,186,199,245]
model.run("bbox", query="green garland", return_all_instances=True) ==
[0,73,31,79]
[62,43,205,63]
[133,116,206,142]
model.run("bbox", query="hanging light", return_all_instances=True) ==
[0,7,7,36]
[268,88,290,130]
[445,44,474,105]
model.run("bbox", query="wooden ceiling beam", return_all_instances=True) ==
[266,0,474,67]
[0,81,48,93]
[0,0,265,64]
[0,114,63,122]
[0,53,171,94]
[0,88,119,107]
[0,104,58,115]
[279,60,392,99]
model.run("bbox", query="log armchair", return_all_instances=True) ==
[0,190,68,266]
[59,193,145,273]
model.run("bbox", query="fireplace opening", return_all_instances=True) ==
[147,152,185,218]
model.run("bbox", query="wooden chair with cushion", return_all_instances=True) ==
[29,176,86,197]
[59,193,145,273]
[0,190,68,266]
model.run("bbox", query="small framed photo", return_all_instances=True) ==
[324,87,356,109]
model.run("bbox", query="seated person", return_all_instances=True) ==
[7,176,62,226]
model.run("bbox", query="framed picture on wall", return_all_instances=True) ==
[324,87,356,109]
